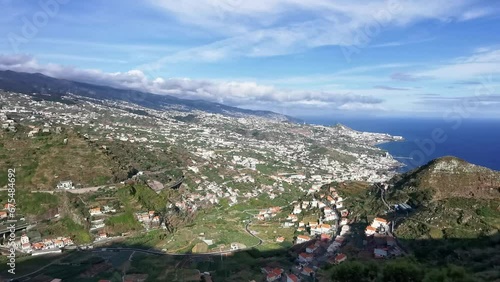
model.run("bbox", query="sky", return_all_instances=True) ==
[0,0,499,118]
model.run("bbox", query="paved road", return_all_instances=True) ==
[375,183,392,211]
[244,220,264,247]
[9,214,263,280]
[0,223,32,235]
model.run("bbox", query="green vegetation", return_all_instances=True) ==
[40,217,92,243]
[324,258,475,282]
[0,130,117,190]
[106,211,142,235]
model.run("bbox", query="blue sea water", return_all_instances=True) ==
[302,117,500,172]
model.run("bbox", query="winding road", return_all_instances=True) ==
[9,219,264,280]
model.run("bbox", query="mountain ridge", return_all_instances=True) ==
[0,70,300,122]
[392,156,500,202]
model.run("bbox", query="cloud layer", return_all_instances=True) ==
[0,54,384,112]
[145,0,497,64]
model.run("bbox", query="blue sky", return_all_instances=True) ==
[0,0,499,118]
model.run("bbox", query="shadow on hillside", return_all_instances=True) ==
[0,233,499,282]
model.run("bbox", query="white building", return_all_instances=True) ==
[56,180,74,190]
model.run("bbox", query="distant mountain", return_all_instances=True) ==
[0,70,299,122]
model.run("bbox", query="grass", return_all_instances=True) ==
[40,217,92,244]
[14,190,60,216]
[122,229,166,248]
[106,211,142,235]
[429,227,444,239]
[0,130,116,190]
[158,207,261,253]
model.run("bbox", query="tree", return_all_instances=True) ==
[423,265,474,282]
[382,260,424,282]
[331,261,377,282]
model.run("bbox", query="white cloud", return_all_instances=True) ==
[0,54,384,111]
[144,0,493,64]
[416,49,500,80]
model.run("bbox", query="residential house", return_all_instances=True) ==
[0,211,7,219]
[324,213,338,222]
[276,237,285,243]
[287,214,298,222]
[32,243,44,250]
[54,239,64,248]
[301,201,309,209]
[365,225,377,236]
[27,128,40,137]
[311,199,318,208]
[43,239,55,249]
[293,205,302,214]
[266,269,283,282]
[372,217,389,229]
[340,218,349,226]
[374,248,388,258]
[103,205,116,213]
[334,253,347,264]
[320,224,332,233]
[306,244,318,254]
[89,207,102,216]
[298,252,314,263]
[323,207,333,215]
[62,238,73,246]
[301,267,315,277]
[296,235,311,244]
[21,242,32,252]
[320,233,331,242]
[340,225,350,236]
[56,180,74,190]
[286,273,300,282]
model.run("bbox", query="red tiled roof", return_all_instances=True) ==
[302,266,314,274]
[286,273,300,282]
[335,253,347,261]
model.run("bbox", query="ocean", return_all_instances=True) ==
[303,117,500,172]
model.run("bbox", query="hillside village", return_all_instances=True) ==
[0,90,415,281]
[252,183,406,282]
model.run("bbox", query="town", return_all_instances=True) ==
[0,90,407,281]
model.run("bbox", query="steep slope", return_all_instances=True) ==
[385,157,499,245]
[392,156,500,202]
[0,70,298,122]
